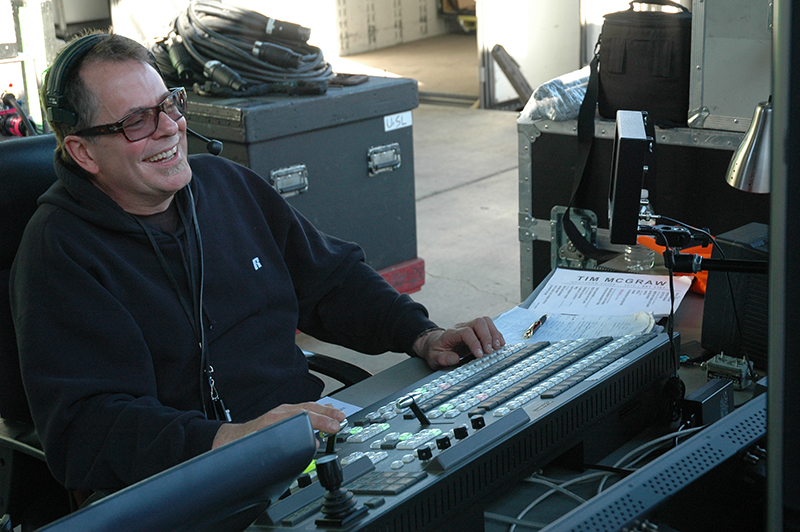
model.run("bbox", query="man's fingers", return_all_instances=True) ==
[308,411,343,434]
[453,326,484,358]
[213,402,346,449]
[419,316,506,370]
[456,316,505,354]
[483,316,505,350]
[306,402,346,421]
[298,402,346,433]
[267,402,345,434]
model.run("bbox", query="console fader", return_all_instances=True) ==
[252,332,677,531]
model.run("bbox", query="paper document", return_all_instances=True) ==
[496,307,657,344]
[527,268,692,318]
[316,397,362,417]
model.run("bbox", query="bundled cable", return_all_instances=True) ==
[151,0,332,97]
[1,93,39,136]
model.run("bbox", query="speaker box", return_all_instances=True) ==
[701,222,769,369]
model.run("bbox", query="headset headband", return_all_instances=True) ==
[44,33,108,127]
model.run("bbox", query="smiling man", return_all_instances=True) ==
[66,61,192,214]
[10,31,504,494]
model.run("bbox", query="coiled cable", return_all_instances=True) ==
[1,92,39,136]
[151,0,332,97]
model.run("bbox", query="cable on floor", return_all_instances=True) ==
[506,471,611,532]
[491,424,708,532]
[594,424,705,495]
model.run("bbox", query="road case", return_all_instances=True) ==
[517,116,770,299]
[183,77,422,292]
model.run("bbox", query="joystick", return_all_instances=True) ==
[314,454,368,527]
[397,395,430,426]
[318,419,348,455]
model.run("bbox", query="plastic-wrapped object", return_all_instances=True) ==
[522,66,590,121]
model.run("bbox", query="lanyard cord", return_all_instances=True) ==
[134,187,231,421]
[184,186,231,422]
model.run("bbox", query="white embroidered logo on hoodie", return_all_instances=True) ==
[252,257,262,270]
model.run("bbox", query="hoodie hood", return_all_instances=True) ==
[44,154,193,235]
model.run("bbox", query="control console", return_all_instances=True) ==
[252,333,677,531]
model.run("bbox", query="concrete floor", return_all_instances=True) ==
[335,32,481,102]
[297,33,523,391]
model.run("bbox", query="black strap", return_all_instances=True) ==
[574,48,599,198]
[562,42,618,264]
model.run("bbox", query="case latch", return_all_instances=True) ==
[269,165,309,197]
[367,143,401,176]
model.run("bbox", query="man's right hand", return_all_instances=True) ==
[212,402,346,449]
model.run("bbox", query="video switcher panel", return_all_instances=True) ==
[252,332,677,531]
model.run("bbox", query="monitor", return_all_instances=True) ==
[38,413,316,532]
[607,110,655,246]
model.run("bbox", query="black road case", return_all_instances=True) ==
[184,77,422,290]
[517,116,771,298]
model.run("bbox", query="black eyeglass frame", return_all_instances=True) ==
[73,87,187,142]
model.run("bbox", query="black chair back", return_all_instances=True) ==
[0,135,58,423]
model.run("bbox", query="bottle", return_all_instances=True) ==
[624,189,657,271]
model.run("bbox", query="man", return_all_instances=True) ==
[10,31,505,492]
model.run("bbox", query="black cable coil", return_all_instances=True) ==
[151,0,332,97]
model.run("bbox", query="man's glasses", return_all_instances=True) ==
[74,87,187,142]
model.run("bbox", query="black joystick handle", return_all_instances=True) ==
[397,395,431,426]
[314,455,368,526]
[316,454,344,491]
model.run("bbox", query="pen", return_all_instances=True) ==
[523,314,547,339]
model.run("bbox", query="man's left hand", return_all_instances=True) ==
[413,316,505,369]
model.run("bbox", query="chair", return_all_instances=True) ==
[0,134,371,529]
[0,134,71,530]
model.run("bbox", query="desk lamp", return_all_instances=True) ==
[726,98,772,194]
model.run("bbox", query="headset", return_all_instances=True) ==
[44,33,111,127]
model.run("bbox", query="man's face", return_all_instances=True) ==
[65,59,192,215]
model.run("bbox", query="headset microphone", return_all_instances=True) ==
[186,127,223,156]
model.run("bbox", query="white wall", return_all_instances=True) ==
[477,0,581,107]
[62,0,110,23]
[108,0,187,44]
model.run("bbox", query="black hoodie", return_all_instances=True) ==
[10,153,434,490]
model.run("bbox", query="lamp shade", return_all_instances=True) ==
[726,99,772,194]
